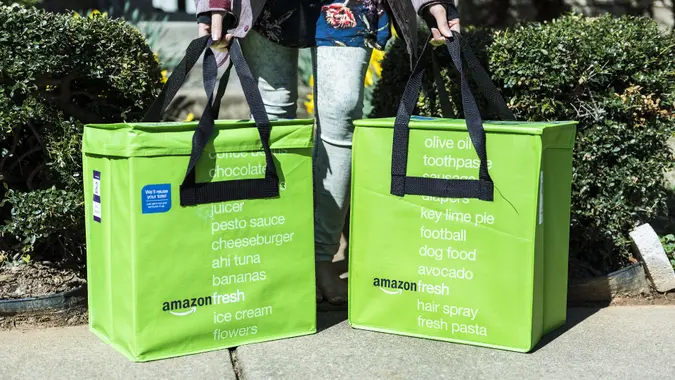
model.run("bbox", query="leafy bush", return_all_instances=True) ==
[661,234,675,270]
[371,26,498,119]
[372,14,675,274]
[0,0,39,6]
[0,6,162,266]
[79,1,181,69]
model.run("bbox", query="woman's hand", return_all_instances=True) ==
[426,4,460,47]
[198,11,233,52]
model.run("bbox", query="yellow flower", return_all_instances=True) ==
[364,50,385,87]
[304,76,315,115]
[185,113,195,122]
[72,11,81,18]
[305,92,314,115]
[83,9,108,19]
[371,50,384,76]
[365,73,373,87]
[153,52,160,64]
[161,70,168,84]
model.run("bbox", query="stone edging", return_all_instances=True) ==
[568,262,651,304]
[0,285,87,316]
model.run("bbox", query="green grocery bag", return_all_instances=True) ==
[82,36,316,362]
[348,34,577,352]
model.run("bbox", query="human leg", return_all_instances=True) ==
[239,30,299,119]
[312,45,371,304]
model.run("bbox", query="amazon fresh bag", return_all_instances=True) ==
[83,37,315,362]
[347,36,577,352]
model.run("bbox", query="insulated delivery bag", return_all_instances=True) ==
[82,36,316,362]
[348,34,578,352]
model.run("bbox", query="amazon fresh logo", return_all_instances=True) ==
[162,295,213,316]
[161,290,246,317]
[373,277,418,295]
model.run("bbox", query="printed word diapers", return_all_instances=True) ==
[347,35,577,352]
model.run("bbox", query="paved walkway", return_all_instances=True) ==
[2,307,675,380]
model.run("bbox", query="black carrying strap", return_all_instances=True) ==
[458,36,515,121]
[143,36,211,122]
[212,61,234,119]
[143,35,279,206]
[391,32,499,201]
[180,39,279,206]
[143,36,234,121]
[430,39,515,121]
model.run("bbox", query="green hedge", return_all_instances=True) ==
[372,14,675,274]
[0,6,162,266]
[0,0,39,6]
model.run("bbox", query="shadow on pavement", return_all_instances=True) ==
[317,310,348,332]
[314,307,608,349]
[530,306,607,353]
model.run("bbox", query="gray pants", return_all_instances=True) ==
[240,31,371,262]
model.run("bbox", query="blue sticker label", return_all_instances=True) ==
[142,184,172,214]
[411,116,436,121]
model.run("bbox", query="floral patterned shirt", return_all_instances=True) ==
[253,0,391,50]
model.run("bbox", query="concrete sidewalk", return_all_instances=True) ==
[1,307,675,380]
[0,326,235,380]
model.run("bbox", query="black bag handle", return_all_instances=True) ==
[143,35,279,206]
[143,14,237,120]
[391,32,511,201]
[144,36,211,121]
[430,39,515,121]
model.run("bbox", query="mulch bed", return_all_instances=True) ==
[609,292,675,306]
[0,306,88,330]
[0,262,85,300]
[1,262,87,331]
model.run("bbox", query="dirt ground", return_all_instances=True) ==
[1,262,87,331]
[0,306,88,331]
[0,262,85,300]
[609,292,675,306]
